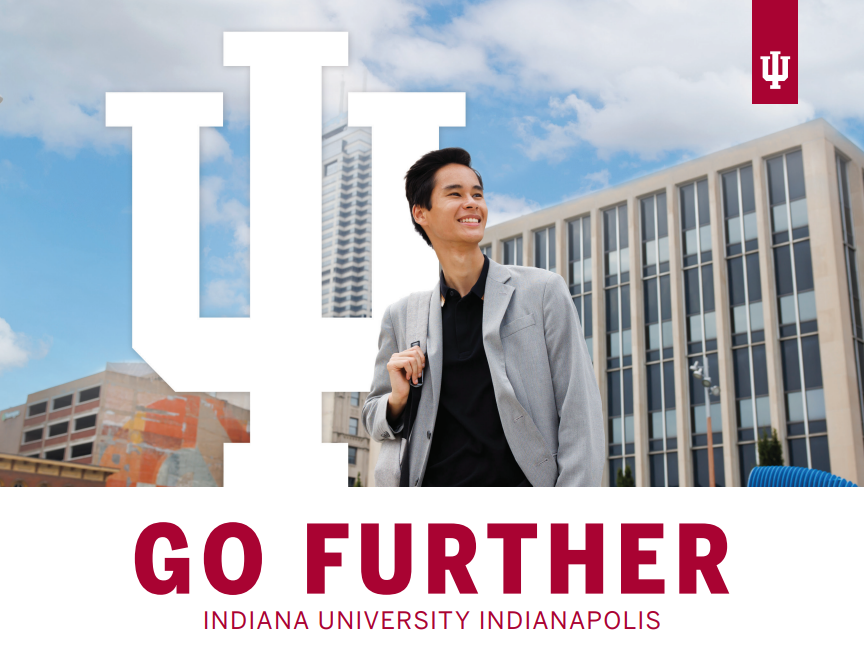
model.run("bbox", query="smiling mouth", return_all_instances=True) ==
[459,217,481,224]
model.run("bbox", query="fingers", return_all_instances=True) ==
[407,346,425,384]
[386,346,426,385]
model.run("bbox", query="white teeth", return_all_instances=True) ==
[461,218,479,223]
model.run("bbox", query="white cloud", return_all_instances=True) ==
[521,68,813,161]
[0,0,416,151]
[207,249,250,276]
[0,318,50,374]
[1,0,863,165]
[584,169,610,190]
[441,0,860,161]
[200,128,233,163]
[202,279,250,316]
[200,165,251,312]
[485,192,540,226]
[200,174,250,249]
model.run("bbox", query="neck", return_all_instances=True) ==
[436,245,485,297]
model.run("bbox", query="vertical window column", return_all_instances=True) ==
[534,225,557,272]
[502,236,523,266]
[641,192,677,486]
[723,165,771,484]
[768,150,829,471]
[568,215,593,362]
[836,154,864,439]
[682,178,725,486]
[605,204,634,485]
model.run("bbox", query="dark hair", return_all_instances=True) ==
[404,147,483,247]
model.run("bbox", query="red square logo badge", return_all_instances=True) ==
[752,0,798,104]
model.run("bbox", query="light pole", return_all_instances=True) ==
[690,360,720,487]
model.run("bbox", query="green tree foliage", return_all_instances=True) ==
[758,428,784,467]
[353,472,363,487]
[616,465,635,487]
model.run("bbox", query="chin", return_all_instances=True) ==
[460,227,485,242]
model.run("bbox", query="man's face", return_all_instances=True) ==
[413,163,487,249]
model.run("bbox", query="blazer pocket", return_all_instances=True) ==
[500,314,536,339]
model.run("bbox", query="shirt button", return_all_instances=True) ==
[427,430,432,439]
[449,290,456,297]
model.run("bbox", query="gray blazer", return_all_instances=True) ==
[363,259,604,487]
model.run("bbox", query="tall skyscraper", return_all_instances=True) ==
[322,113,372,318]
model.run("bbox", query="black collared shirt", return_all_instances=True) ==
[422,255,528,487]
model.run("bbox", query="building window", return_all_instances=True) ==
[348,417,358,436]
[70,442,93,459]
[641,192,677,486]
[350,392,360,407]
[44,447,65,461]
[74,414,97,431]
[28,402,47,418]
[52,394,73,410]
[533,225,556,272]
[681,178,724,486]
[481,245,492,258]
[723,164,770,485]
[348,477,355,487]
[837,154,864,440]
[348,446,357,465]
[502,236,523,266]
[24,428,43,443]
[769,149,828,471]
[78,387,100,403]
[48,421,69,438]
[568,215,593,362]
[604,203,634,485]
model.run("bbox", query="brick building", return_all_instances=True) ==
[0,363,250,487]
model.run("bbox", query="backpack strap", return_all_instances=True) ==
[406,289,432,356]
[399,289,432,487]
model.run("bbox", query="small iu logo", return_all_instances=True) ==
[761,51,790,89]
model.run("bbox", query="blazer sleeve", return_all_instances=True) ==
[542,272,605,487]
[362,303,404,487]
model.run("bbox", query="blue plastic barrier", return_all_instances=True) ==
[747,465,858,487]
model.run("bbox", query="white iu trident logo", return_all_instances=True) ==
[761,51,790,89]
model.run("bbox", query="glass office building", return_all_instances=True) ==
[480,119,864,486]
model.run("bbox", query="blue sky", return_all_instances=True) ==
[1,0,863,408]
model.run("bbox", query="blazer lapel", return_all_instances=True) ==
[483,260,514,346]
[427,286,443,417]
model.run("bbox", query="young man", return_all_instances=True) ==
[363,148,603,487]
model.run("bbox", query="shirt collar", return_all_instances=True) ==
[440,254,489,304]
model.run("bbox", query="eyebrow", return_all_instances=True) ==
[442,184,483,191]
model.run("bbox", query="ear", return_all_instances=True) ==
[412,204,428,227]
